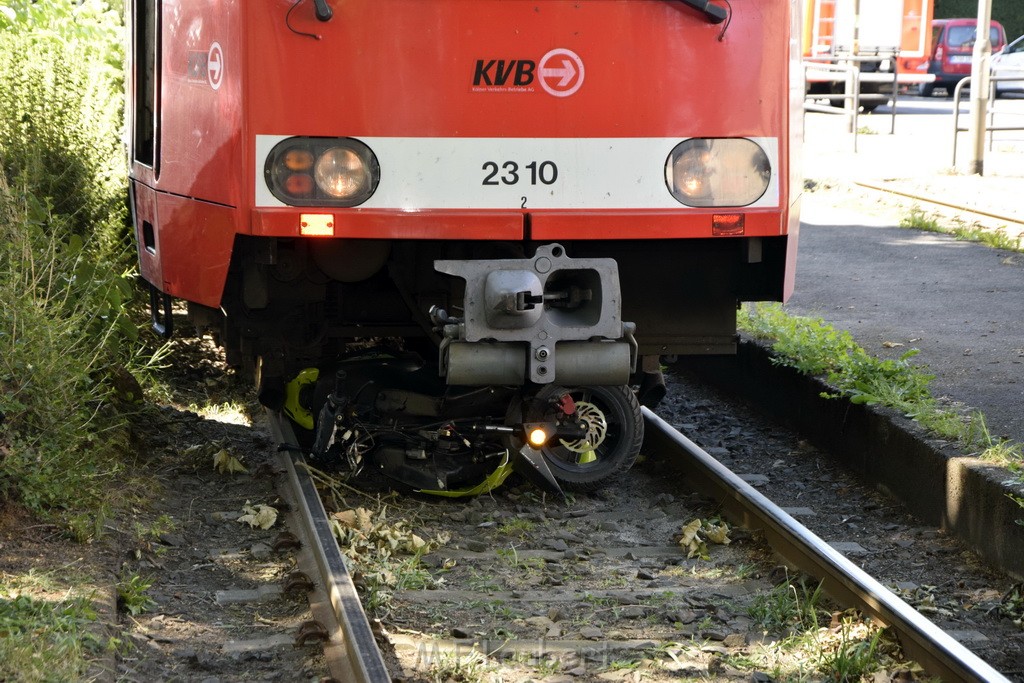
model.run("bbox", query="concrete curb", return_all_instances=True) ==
[675,337,1024,581]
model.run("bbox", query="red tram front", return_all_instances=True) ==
[128,0,802,493]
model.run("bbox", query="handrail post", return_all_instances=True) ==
[888,64,898,135]
[951,77,969,168]
[845,64,856,133]
[966,0,994,175]
[851,67,860,152]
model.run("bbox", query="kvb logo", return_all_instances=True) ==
[538,49,584,97]
[472,48,584,96]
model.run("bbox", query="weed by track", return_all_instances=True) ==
[738,303,1024,513]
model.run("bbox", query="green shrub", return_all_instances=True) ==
[935,0,1024,42]
[0,179,134,527]
[0,1,138,532]
[0,0,128,251]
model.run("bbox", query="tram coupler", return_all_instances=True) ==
[434,243,636,386]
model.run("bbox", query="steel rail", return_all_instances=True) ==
[855,180,1024,228]
[642,407,1011,683]
[267,410,391,683]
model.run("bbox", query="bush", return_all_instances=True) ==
[934,0,1024,42]
[0,177,136,530]
[0,1,137,533]
[0,0,128,249]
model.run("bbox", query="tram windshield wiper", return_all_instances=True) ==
[676,0,728,24]
[312,0,332,21]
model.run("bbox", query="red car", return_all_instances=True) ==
[922,18,1007,96]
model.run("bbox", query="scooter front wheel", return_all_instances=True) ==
[517,384,643,492]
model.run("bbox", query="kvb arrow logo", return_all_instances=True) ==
[538,48,584,97]
[207,42,224,91]
[471,48,584,97]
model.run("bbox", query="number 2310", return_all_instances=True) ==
[482,160,559,186]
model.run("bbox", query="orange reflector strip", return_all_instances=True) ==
[712,213,745,236]
[300,213,335,236]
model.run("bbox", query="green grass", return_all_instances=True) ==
[818,618,888,681]
[497,517,537,539]
[0,0,145,536]
[421,647,491,683]
[739,303,1024,479]
[739,303,933,409]
[0,566,115,682]
[0,594,106,681]
[748,577,824,633]
[740,303,1024,529]
[722,607,905,682]
[900,206,1023,253]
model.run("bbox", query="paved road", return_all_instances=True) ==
[785,109,1024,444]
[802,97,1024,181]
[790,193,1024,442]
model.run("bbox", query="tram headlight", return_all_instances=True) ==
[265,137,379,207]
[315,147,372,200]
[665,138,770,207]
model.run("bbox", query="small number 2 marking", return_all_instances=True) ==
[521,196,527,208]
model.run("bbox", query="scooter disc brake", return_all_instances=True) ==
[559,401,608,454]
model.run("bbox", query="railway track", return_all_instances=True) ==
[641,409,1011,683]
[266,411,391,683]
[854,180,1024,230]
[270,394,1017,680]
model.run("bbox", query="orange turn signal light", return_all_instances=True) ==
[528,427,549,448]
[283,148,315,171]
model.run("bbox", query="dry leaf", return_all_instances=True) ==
[678,518,730,560]
[333,507,374,532]
[238,502,278,529]
[678,519,707,559]
[679,519,702,546]
[213,449,248,475]
[408,534,427,552]
[703,521,732,545]
[882,341,904,349]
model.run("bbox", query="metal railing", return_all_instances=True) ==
[951,75,1024,167]
[803,55,900,152]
